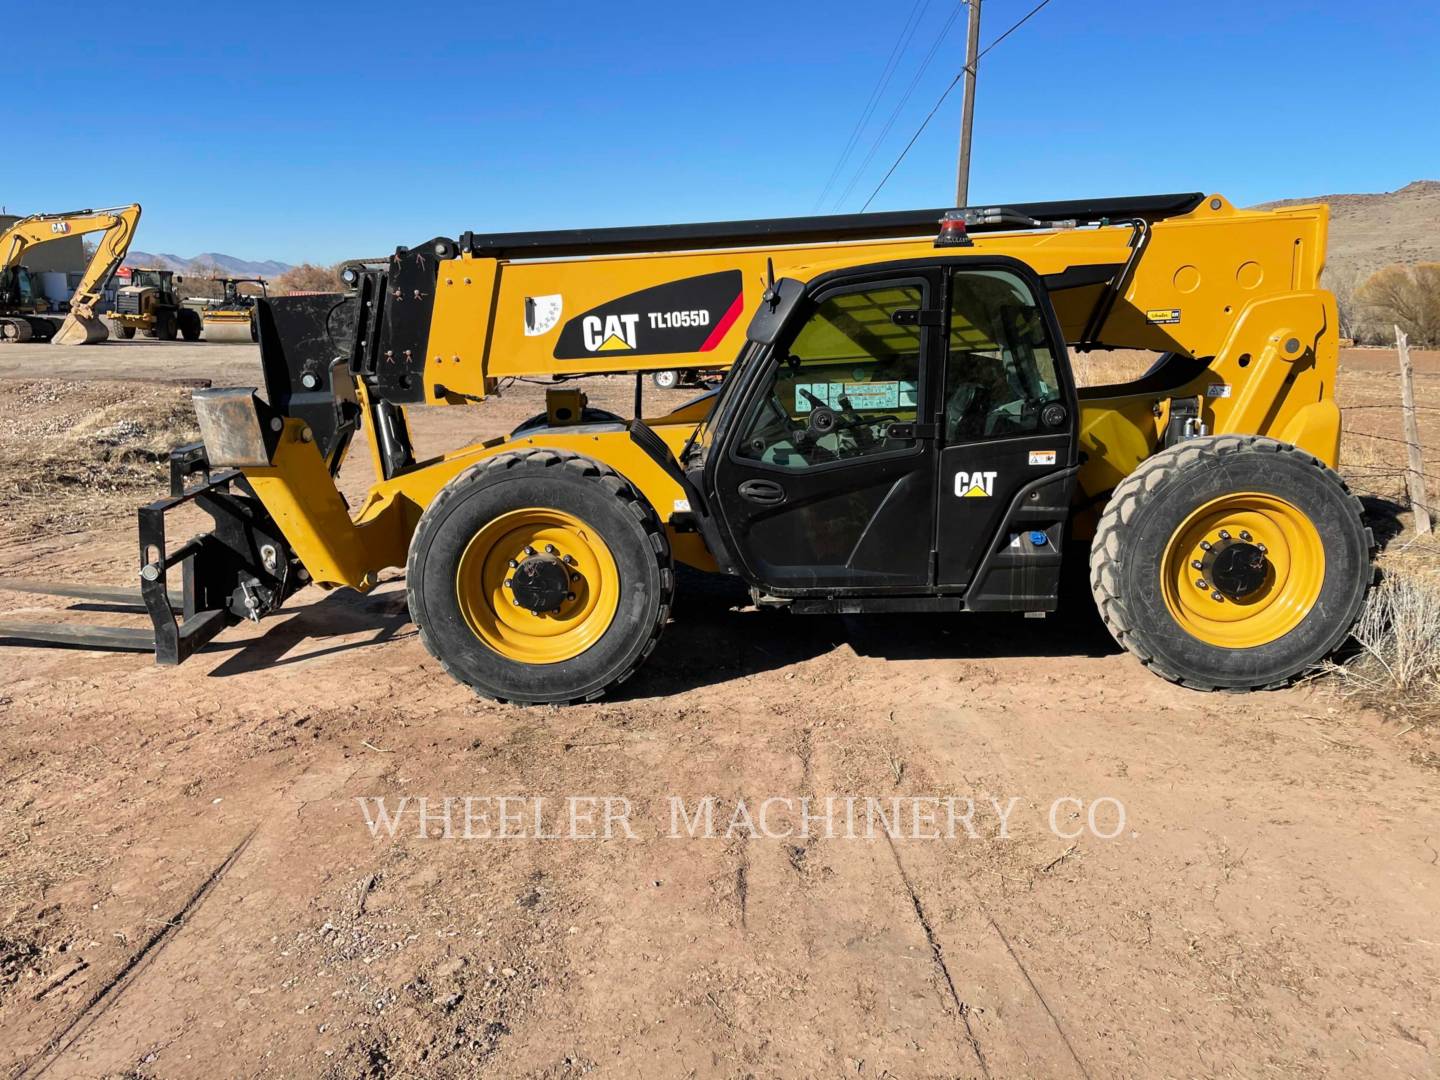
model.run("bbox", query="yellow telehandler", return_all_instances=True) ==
[0,205,141,345]
[0,193,1373,703]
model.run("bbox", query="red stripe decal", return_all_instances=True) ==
[698,291,745,352]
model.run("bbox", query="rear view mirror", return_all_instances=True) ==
[745,277,804,346]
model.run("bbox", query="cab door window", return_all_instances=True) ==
[735,283,923,470]
[944,270,1063,440]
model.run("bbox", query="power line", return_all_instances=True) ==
[837,2,966,210]
[860,0,1058,212]
[813,0,931,212]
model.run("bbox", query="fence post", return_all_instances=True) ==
[1395,324,1433,535]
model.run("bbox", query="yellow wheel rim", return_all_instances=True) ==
[1160,492,1325,649]
[455,508,619,664]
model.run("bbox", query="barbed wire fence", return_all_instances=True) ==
[1338,327,1436,534]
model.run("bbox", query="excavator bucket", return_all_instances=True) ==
[51,312,110,345]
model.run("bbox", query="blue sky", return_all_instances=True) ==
[7,0,1435,264]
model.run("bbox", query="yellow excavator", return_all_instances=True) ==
[0,193,1375,704]
[0,204,141,345]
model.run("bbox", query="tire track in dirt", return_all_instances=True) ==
[12,757,370,1078]
[16,828,258,1079]
[881,828,992,1078]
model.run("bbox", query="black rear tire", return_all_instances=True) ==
[113,324,136,339]
[651,370,680,390]
[407,448,673,704]
[1089,435,1373,690]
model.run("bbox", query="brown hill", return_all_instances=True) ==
[1254,180,1440,288]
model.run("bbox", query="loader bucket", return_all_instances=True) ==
[51,312,109,345]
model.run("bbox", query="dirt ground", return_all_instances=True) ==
[0,340,1437,1079]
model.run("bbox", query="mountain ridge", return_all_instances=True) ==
[125,251,294,279]
[1253,179,1440,285]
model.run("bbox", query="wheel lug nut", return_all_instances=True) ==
[503,579,513,589]
[1211,591,1224,602]
[1200,540,1212,551]
[1256,543,1267,554]
[524,545,536,556]
[569,571,580,582]
[545,544,558,555]
[1196,578,1208,590]
[512,598,522,606]
[566,591,576,601]
[508,559,518,569]
[1191,559,1203,570]
[563,554,576,565]
[1219,530,1231,541]
[1239,530,1252,542]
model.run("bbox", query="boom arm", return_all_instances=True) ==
[0,204,142,344]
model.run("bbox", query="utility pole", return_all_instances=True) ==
[954,0,982,207]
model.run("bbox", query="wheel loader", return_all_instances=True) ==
[109,268,202,341]
[0,192,1373,703]
[0,205,141,344]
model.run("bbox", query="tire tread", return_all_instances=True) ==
[406,448,674,705]
[1088,435,1372,691]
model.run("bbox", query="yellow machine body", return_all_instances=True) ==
[212,193,1337,593]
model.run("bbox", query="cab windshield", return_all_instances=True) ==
[681,341,760,466]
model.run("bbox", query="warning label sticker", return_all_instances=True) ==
[1028,449,1057,466]
[1145,308,1181,325]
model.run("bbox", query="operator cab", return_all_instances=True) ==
[0,265,38,306]
[218,278,268,305]
[128,268,171,291]
[683,248,1079,612]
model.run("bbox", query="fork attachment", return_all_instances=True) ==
[0,443,300,664]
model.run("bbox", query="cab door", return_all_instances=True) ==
[934,263,1080,609]
[707,269,943,592]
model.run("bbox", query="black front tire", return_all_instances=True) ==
[407,449,673,704]
[178,308,203,342]
[651,370,680,390]
[1089,435,1373,690]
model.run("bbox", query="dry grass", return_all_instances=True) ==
[0,380,200,536]
[1070,349,1159,389]
[1325,569,1440,723]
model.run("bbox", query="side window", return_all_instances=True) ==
[735,283,923,470]
[944,270,1063,441]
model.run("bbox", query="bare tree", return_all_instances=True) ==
[273,263,345,294]
[178,261,226,301]
[1356,263,1440,347]
[1326,268,1367,344]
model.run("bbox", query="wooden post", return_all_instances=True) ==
[1396,325,1433,535]
[954,0,982,207]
